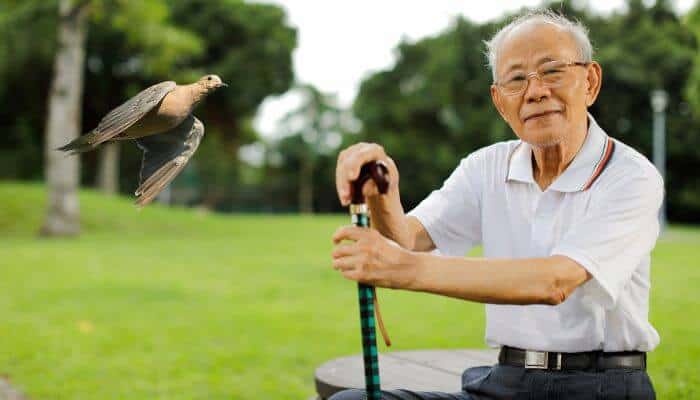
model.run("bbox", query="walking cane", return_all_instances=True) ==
[348,160,392,400]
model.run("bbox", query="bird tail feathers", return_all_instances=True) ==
[56,131,102,154]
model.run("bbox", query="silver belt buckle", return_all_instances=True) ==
[525,350,562,370]
[525,350,548,369]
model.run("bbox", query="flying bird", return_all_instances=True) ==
[58,75,227,207]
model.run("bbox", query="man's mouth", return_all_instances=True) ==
[523,110,560,122]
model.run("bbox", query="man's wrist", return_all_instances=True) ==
[366,189,401,214]
[367,191,413,249]
[398,250,429,291]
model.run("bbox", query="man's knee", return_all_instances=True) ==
[327,388,366,400]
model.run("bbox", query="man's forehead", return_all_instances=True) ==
[497,22,579,71]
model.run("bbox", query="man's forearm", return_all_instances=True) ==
[401,252,590,305]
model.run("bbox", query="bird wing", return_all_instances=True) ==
[89,81,177,146]
[134,115,205,207]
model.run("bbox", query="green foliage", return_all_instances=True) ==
[353,0,700,221]
[0,1,57,178]
[2,0,700,220]
[1,182,699,398]
[93,0,204,78]
[189,132,236,207]
[355,18,507,206]
[169,0,297,134]
[685,2,700,113]
[586,1,700,223]
[278,84,345,156]
[260,84,351,212]
[0,0,296,207]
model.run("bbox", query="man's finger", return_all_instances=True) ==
[332,255,363,272]
[336,155,350,205]
[362,179,379,198]
[341,269,363,282]
[332,225,366,244]
[344,143,385,182]
[335,143,387,205]
[331,243,357,259]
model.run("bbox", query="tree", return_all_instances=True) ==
[685,2,700,113]
[85,0,203,196]
[587,0,699,221]
[39,0,204,235]
[0,0,297,213]
[275,84,346,213]
[96,142,119,194]
[167,0,297,208]
[352,0,700,221]
[40,0,90,236]
[354,17,503,209]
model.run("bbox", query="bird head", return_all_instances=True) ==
[197,74,228,91]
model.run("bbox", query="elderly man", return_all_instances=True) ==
[329,11,661,400]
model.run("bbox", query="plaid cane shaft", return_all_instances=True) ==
[358,283,381,398]
[353,212,382,399]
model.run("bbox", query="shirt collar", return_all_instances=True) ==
[505,113,614,192]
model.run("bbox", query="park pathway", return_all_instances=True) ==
[0,378,25,400]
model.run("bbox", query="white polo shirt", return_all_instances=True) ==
[407,114,663,352]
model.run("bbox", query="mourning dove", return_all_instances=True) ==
[58,75,227,207]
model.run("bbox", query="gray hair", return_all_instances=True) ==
[484,10,593,82]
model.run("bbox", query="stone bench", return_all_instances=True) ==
[314,349,499,399]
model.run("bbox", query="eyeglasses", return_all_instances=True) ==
[495,60,590,96]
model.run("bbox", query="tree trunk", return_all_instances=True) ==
[40,0,90,237]
[157,185,172,206]
[299,151,314,214]
[96,142,120,195]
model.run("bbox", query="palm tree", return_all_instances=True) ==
[278,84,345,213]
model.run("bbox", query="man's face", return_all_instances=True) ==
[490,23,601,148]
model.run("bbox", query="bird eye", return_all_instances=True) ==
[207,76,212,81]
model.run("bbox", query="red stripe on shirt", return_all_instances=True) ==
[582,138,615,191]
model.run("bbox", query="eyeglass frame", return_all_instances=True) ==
[494,60,591,96]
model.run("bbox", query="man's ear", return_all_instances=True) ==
[585,62,602,107]
[491,85,508,122]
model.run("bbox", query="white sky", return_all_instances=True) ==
[251,0,697,140]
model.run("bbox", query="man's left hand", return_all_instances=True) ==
[331,225,417,289]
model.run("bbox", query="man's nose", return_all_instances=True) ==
[524,74,550,103]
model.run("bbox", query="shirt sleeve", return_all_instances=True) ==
[407,152,483,257]
[551,168,664,309]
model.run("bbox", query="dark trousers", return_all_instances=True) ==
[328,364,656,400]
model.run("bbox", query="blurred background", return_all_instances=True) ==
[1,0,699,399]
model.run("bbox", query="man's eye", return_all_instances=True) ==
[543,69,563,75]
[507,75,526,82]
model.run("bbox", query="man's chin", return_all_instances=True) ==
[520,131,564,148]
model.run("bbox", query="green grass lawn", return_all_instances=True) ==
[1,182,698,399]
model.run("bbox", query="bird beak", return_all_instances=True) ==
[219,82,228,88]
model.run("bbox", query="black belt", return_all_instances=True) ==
[498,346,646,371]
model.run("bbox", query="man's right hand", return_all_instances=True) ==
[335,142,400,206]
